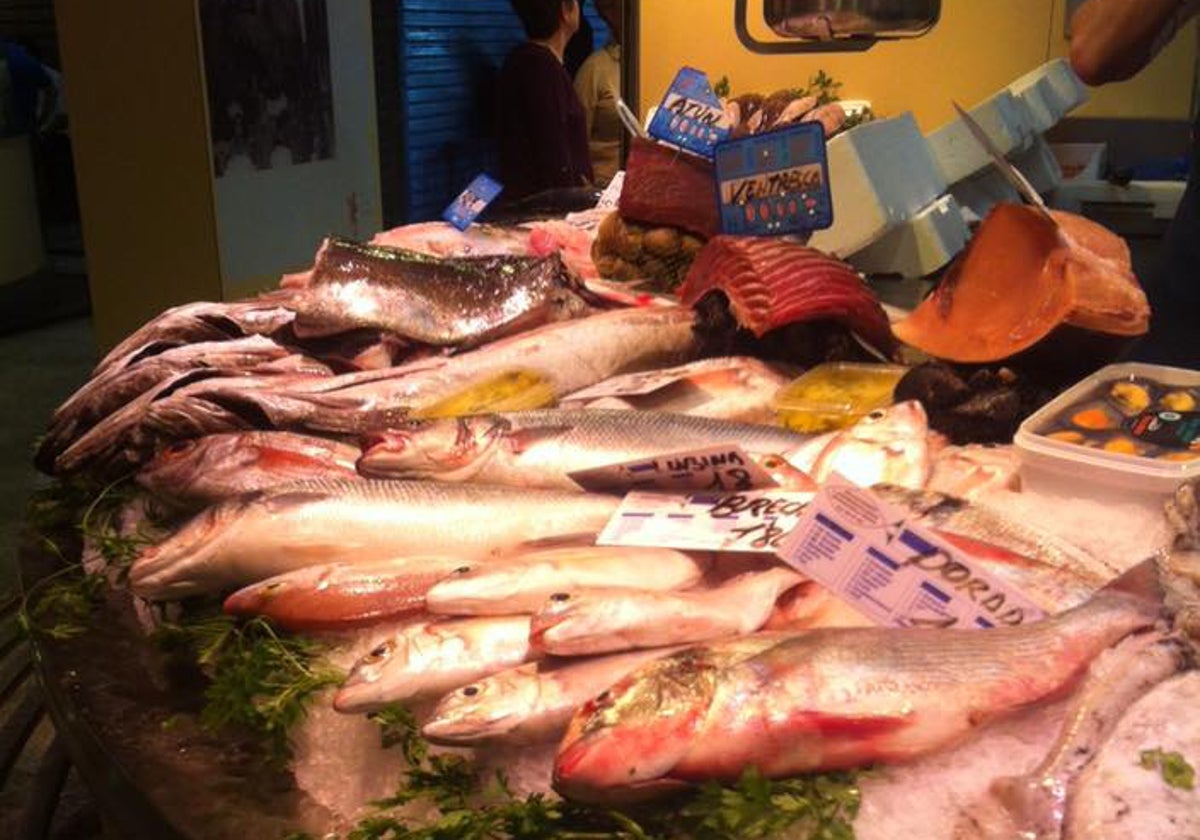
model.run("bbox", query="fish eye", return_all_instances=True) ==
[550,592,571,602]
[364,642,391,662]
[462,685,480,697]
[596,690,610,702]
[867,409,886,421]
[454,566,472,575]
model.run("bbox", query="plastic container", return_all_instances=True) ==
[774,363,908,432]
[1015,362,1200,499]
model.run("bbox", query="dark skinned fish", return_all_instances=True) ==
[288,237,592,345]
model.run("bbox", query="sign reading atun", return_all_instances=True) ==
[647,66,732,157]
[714,122,834,236]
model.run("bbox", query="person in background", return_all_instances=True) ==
[1069,0,1200,367]
[498,0,594,203]
[564,0,595,79]
[574,0,622,186]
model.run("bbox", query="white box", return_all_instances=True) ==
[926,90,1035,185]
[1010,134,1064,195]
[950,167,1021,219]
[848,194,969,278]
[808,112,948,257]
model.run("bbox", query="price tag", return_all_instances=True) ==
[563,363,705,401]
[569,445,778,494]
[597,489,814,554]
[714,123,834,236]
[442,174,504,231]
[647,67,731,158]
[778,476,1045,629]
[1125,410,1200,451]
[595,171,625,211]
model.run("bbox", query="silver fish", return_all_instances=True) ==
[358,409,808,489]
[136,431,362,508]
[530,566,806,656]
[422,647,686,747]
[424,546,711,616]
[128,480,620,600]
[787,401,935,490]
[289,237,592,345]
[334,615,537,712]
[553,560,1165,803]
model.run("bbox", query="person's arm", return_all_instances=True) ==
[1069,0,1192,85]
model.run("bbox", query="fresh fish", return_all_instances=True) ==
[370,221,534,258]
[424,546,710,616]
[530,567,805,656]
[92,295,297,378]
[955,632,1187,840]
[927,444,1021,500]
[422,648,686,747]
[553,561,1165,803]
[136,431,362,508]
[288,237,592,345]
[129,480,619,600]
[358,409,808,490]
[559,357,791,424]
[222,555,472,632]
[787,401,935,490]
[334,615,537,712]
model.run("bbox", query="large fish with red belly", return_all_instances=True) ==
[552,560,1166,804]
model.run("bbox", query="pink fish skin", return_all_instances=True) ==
[553,561,1164,803]
[222,555,469,632]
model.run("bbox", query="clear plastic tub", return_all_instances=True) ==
[1015,362,1200,499]
[774,362,908,433]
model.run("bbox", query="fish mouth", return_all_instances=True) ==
[222,579,286,617]
[421,712,516,745]
[128,505,232,599]
[331,682,378,714]
[358,431,413,475]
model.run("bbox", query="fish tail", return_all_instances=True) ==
[1099,556,1164,606]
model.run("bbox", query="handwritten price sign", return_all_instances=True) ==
[569,445,777,494]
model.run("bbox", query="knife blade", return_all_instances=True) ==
[952,100,1058,227]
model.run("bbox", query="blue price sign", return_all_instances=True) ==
[443,174,504,231]
[714,123,834,236]
[647,67,731,158]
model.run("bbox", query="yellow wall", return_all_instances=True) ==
[57,0,222,352]
[639,0,1197,131]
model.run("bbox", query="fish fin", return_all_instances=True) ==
[505,425,575,454]
[511,532,599,553]
[1101,557,1164,603]
[800,711,913,738]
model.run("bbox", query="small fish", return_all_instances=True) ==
[788,401,935,490]
[358,409,808,490]
[136,431,362,508]
[334,615,537,712]
[529,567,805,656]
[222,555,471,632]
[129,480,619,600]
[424,546,710,616]
[927,444,1021,500]
[422,648,686,747]
[553,559,1165,803]
[288,237,592,346]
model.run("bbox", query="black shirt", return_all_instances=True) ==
[497,42,594,202]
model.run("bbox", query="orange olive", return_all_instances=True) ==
[1046,430,1086,444]
[1071,408,1115,430]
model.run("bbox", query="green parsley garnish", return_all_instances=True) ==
[1139,747,1196,791]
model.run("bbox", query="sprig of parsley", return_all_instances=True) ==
[1140,747,1196,791]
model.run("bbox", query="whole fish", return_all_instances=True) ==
[135,431,362,508]
[92,295,297,378]
[334,615,536,712]
[928,444,1021,500]
[530,567,806,656]
[422,647,686,747]
[424,546,710,616]
[288,237,592,345]
[553,560,1165,803]
[358,409,808,490]
[787,401,936,490]
[559,357,791,424]
[222,555,473,632]
[129,480,619,600]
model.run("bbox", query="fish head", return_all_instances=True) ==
[333,634,404,713]
[423,561,517,613]
[136,437,209,494]
[421,667,539,745]
[528,590,616,653]
[816,401,932,489]
[128,496,251,600]
[358,416,509,481]
[553,650,720,802]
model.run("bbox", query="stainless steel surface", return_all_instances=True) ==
[763,0,940,39]
[952,101,1058,226]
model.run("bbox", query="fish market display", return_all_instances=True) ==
[358,409,807,489]
[136,431,362,508]
[424,546,710,616]
[335,615,537,711]
[288,237,591,345]
[560,357,790,423]
[129,480,620,599]
[553,562,1164,802]
[893,205,1149,364]
[678,235,896,353]
[422,647,686,747]
[529,567,805,656]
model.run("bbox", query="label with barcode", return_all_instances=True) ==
[443,174,503,231]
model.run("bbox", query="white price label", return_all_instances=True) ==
[597,489,814,554]
[569,445,777,494]
[595,171,625,211]
[778,476,1046,629]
